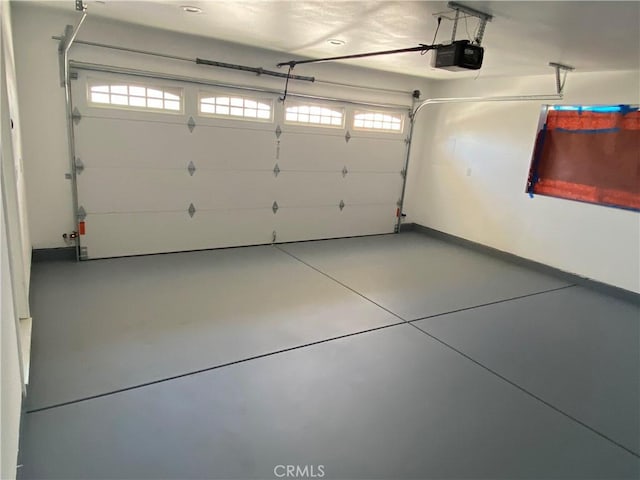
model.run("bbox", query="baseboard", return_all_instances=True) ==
[31,247,76,262]
[406,223,640,305]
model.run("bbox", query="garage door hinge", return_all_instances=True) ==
[79,246,88,260]
[187,161,196,176]
[77,206,87,221]
[342,166,348,178]
[273,163,280,177]
[188,203,196,218]
[70,71,78,80]
[345,131,351,143]
[275,125,282,139]
[272,230,277,243]
[272,201,279,214]
[404,137,411,145]
[339,200,345,211]
[72,108,82,125]
[187,117,196,133]
[74,157,84,174]
[400,169,407,179]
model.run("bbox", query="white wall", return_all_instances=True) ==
[11,3,429,249]
[0,180,23,480]
[404,70,640,292]
[1,0,29,318]
[1,2,26,478]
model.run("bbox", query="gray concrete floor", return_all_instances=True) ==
[20,232,640,479]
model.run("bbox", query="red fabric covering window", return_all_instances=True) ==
[527,106,640,210]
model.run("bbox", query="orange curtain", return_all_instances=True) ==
[528,108,640,210]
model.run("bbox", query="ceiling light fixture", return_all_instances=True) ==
[327,39,346,46]
[181,5,203,14]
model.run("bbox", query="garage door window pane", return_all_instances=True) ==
[353,111,403,132]
[91,92,110,104]
[129,96,146,107]
[147,88,163,99]
[129,86,146,97]
[285,103,344,128]
[88,80,183,113]
[199,93,273,122]
[111,94,128,105]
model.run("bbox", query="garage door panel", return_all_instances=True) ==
[274,172,401,207]
[342,173,403,205]
[76,119,277,172]
[78,169,277,213]
[78,168,185,213]
[274,205,396,243]
[188,127,276,170]
[275,172,343,207]
[194,171,276,209]
[81,210,274,259]
[278,133,348,170]
[278,134,405,173]
[75,118,191,169]
[344,138,406,171]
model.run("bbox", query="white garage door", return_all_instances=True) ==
[70,69,407,259]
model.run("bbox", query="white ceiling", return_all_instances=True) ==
[34,0,640,79]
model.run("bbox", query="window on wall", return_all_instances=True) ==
[353,110,403,132]
[527,104,640,211]
[199,93,273,121]
[284,103,344,127]
[88,81,182,112]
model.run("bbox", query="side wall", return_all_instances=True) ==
[0,180,22,480]
[1,2,26,477]
[11,3,429,249]
[404,70,640,292]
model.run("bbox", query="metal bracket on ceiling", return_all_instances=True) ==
[438,2,493,45]
[549,62,575,95]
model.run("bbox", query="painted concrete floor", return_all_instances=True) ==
[21,232,640,479]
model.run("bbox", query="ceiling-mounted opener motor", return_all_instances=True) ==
[432,2,492,71]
